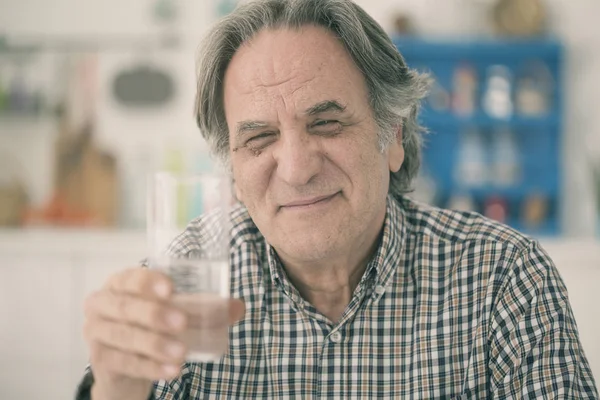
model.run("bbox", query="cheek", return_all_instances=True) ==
[352,148,390,198]
[231,156,271,205]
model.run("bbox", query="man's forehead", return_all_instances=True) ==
[222,25,369,125]
[227,26,353,77]
[225,28,362,99]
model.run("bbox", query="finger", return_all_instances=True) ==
[229,299,246,324]
[106,268,173,300]
[90,341,181,381]
[84,318,186,365]
[84,291,187,334]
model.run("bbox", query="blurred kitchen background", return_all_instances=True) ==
[0,0,599,398]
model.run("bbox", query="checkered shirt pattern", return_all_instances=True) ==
[78,195,598,399]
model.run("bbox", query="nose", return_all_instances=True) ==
[272,130,322,187]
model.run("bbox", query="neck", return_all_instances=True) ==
[286,260,370,323]
[277,213,385,323]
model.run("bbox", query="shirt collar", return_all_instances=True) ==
[265,195,406,297]
[367,194,406,292]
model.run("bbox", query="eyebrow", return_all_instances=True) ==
[235,121,269,137]
[234,100,347,138]
[305,100,347,116]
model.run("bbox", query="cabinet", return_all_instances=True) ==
[395,38,563,237]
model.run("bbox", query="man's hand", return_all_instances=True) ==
[83,268,245,400]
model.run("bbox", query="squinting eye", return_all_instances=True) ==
[314,120,337,126]
[311,120,343,136]
[244,132,277,154]
[246,132,273,144]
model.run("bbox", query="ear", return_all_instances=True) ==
[388,125,405,173]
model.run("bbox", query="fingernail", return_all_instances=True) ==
[154,282,170,298]
[167,312,185,329]
[163,364,179,376]
[165,342,185,358]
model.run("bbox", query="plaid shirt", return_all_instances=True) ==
[77,195,598,399]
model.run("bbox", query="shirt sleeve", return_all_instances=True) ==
[487,241,599,399]
[73,364,191,400]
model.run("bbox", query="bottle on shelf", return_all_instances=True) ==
[520,191,549,230]
[490,127,521,187]
[482,65,513,119]
[515,60,553,117]
[452,62,478,117]
[454,127,488,187]
[484,195,509,224]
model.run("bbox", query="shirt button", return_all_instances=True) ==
[374,285,386,295]
[330,331,342,343]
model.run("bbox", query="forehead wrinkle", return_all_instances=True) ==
[256,76,321,125]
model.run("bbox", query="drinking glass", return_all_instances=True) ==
[146,171,232,362]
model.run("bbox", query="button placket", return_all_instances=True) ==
[371,284,386,304]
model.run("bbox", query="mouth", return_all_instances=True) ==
[280,192,340,210]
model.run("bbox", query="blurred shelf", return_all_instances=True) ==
[421,111,560,128]
[396,36,564,236]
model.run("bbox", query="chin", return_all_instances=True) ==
[276,227,346,262]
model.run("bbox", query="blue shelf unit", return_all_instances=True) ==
[393,37,564,237]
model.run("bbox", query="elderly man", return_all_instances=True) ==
[77,0,598,398]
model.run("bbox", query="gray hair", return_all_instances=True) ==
[195,0,431,195]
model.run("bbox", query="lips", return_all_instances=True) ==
[280,192,339,208]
